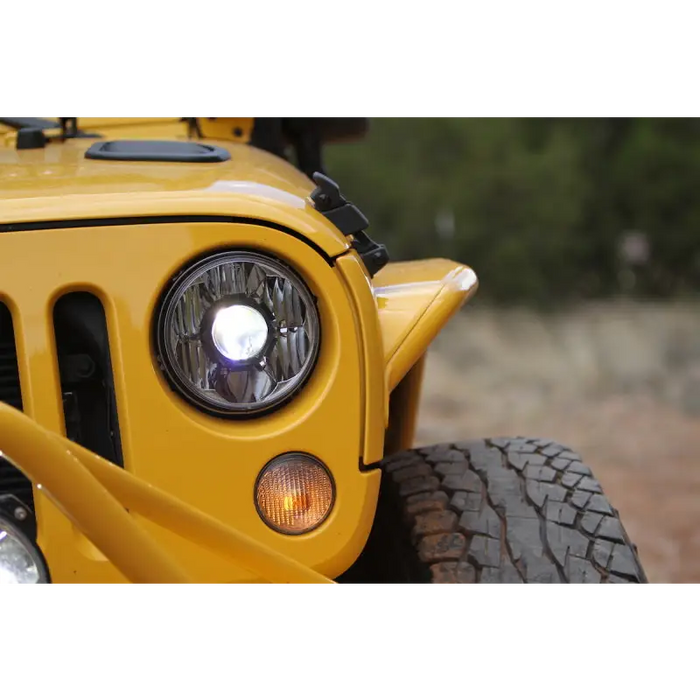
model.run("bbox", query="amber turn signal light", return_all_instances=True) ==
[255,454,335,535]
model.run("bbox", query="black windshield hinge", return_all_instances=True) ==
[58,118,100,140]
[4,118,101,150]
[182,118,203,139]
[59,118,79,139]
[310,172,389,277]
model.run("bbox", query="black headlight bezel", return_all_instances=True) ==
[153,248,322,420]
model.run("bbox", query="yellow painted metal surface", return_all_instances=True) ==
[0,402,332,583]
[0,404,190,583]
[68,440,332,583]
[0,137,349,257]
[335,255,478,462]
[72,118,184,129]
[335,253,387,465]
[0,220,379,582]
[1,119,190,149]
[86,121,191,140]
[50,118,251,142]
[195,118,255,143]
[0,128,480,583]
[373,259,479,391]
[384,355,427,456]
[77,117,185,130]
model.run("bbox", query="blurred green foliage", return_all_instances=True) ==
[325,119,700,304]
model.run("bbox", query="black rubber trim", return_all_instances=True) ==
[359,459,383,473]
[0,215,337,265]
[85,140,231,164]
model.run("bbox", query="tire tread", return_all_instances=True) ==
[380,437,647,583]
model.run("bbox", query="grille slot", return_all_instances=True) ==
[0,301,33,508]
[0,304,23,411]
[54,293,124,466]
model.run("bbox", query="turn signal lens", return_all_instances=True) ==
[255,454,334,535]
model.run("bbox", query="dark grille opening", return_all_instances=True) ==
[0,301,33,509]
[54,293,124,466]
[0,302,23,411]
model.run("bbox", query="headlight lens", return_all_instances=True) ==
[0,517,48,584]
[155,251,320,416]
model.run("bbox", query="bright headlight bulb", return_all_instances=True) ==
[211,304,269,362]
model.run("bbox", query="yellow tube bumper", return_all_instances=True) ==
[0,403,332,584]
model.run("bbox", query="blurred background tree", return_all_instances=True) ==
[325,118,700,305]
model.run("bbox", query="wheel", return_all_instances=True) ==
[344,437,647,583]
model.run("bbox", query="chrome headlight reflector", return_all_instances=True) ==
[155,251,320,416]
[0,516,48,584]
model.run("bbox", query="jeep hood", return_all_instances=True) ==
[0,138,350,257]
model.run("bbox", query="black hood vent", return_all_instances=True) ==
[85,140,231,163]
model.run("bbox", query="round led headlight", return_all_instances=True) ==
[155,251,320,416]
[0,517,49,584]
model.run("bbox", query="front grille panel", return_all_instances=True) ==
[0,292,124,516]
[0,301,33,508]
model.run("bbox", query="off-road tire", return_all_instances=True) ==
[345,438,647,583]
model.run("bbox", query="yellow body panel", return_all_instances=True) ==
[384,355,427,455]
[62,118,253,142]
[0,404,191,583]
[79,118,253,143]
[0,126,477,582]
[335,253,388,465]
[0,403,332,583]
[195,118,255,143]
[373,259,478,390]
[0,138,349,256]
[74,118,184,129]
[0,220,379,582]
[1,119,189,149]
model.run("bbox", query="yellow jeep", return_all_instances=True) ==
[0,118,646,583]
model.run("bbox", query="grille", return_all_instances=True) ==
[0,302,33,508]
[0,307,22,411]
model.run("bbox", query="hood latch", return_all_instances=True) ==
[310,172,389,277]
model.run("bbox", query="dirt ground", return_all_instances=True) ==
[415,301,700,583]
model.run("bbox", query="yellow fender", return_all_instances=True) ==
[374,259,478,392]
[336,255,477,464]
